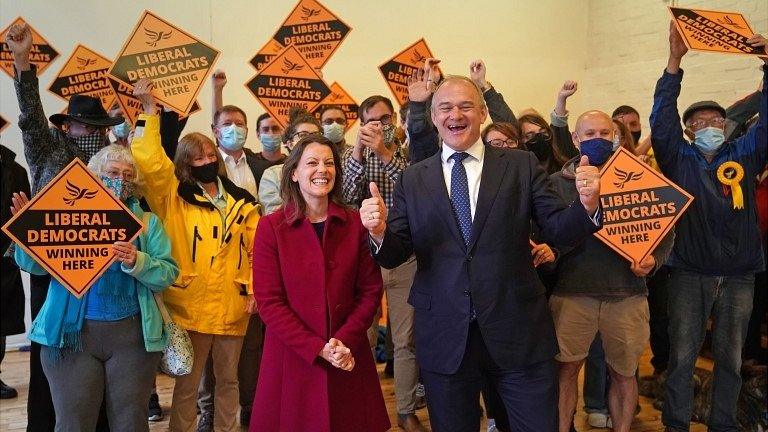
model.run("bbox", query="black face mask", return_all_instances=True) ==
[526,133,553,162]
[190,161,219,183]
[631,130,642,144]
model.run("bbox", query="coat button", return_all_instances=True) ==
[463,290,470,296]
[466,254,473,261]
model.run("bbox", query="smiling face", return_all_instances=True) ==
[430,78,487,151]
[291,142,336,202]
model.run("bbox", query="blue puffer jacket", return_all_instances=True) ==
[649,65,767,276]
[15,198,179,352]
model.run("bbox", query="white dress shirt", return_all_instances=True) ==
[219,148,257,198]
[441,139,485,220]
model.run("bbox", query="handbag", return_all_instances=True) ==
[139,212,194,377]
[153,291,194,377]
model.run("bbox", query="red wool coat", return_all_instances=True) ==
[250,202,390,432]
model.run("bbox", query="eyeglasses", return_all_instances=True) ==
[687,117,725,131]
[290,130,321,141]
[487,138,518,148]
[522,130,551,143]
[363,114,393,126]
[104,168,135,181]
[322,118,346,126]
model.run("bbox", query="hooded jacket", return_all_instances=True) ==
[131,114,260,336]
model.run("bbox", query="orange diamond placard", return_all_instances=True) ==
[245,45,331,129]
[379,39,436,107]
[269,0,351,70]
[595,147,694,264]
[1,159,144,298]
[108,10,220,115]
[108,77,199,125]
[312,82,359,131]
[669,7,762,56]
[249,39,288,72]
[0,17,60,78]
[48,44,115,111]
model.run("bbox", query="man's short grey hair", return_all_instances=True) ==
[430,75,487,112]
[87,144,143,196]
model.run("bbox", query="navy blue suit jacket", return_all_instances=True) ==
[374,146,601,374]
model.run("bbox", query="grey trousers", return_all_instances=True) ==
[41,316,161,432]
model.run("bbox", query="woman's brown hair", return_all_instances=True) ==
[281,107,321,145]
[279,135,346,224]
[173,132,226,184]
[481,122,521,147]
[613,119,637,153]
[517,113,570,171]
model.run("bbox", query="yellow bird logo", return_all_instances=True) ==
[300,6,321,20]
[281,58,304,74]
[76,57,96,70]
[716,15,745,30]
[144,27,172,47]
[63,180,98,206]
[612,167,644,189]
[410,50,426,65]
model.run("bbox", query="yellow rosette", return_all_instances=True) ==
[717,161,745,210]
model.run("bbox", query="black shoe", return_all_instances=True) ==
[240,407,251,426]
[0,380,18,399]
[148,392,163,422]
[197,412,213,432]
[384,359,394,378]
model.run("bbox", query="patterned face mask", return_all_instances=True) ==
[71,131,108,160]
[100,175,135,201]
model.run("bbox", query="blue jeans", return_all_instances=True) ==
[662,269,754,432]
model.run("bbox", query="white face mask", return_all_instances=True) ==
[322,123,345,144]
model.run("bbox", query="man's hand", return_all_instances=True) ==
[361,182,387,243]
[357,121,393,163]
[407,67,433,103]
[244,296,257,314]
[469,59,488,90]
[531,241,556,267]
[211,69,227,90]
[746,33,768,64]
[555,80,578,116]
[424,58,441,86]
[5,23,32,71]
[667,20,688,73]
[133,79,157,115]
[630,255,656,277]
[574,155,601,215]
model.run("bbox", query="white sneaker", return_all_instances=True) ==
[487,418,499,432]
[587,412,610,428]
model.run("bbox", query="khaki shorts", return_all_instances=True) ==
[549,295,649,377]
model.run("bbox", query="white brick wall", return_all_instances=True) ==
[581,0,767,133]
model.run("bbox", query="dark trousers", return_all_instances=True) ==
[26,274,110,432]
[421,322,557,432]
[647,265,671,373]
[744,268,767,363]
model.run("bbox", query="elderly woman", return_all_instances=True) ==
[11,144,179,432]
[250,135,389,432]
[130,81,259,432]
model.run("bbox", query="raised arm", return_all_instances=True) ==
[735,35,768,169]
[470,60,517,126]
[406,59,441,163]
[6,24,56,177]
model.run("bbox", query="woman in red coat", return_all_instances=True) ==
[250,135,390,432]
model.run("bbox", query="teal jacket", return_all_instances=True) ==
[15,199,179,352]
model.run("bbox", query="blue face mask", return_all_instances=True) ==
[259,133,282,152]
[693,127,725,155]
[218,124,247,151]
[112,120,132,139]
[579,137,614,166]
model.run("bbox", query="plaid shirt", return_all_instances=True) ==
[342,144,408,208]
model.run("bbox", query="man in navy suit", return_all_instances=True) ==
[361,76,603,431]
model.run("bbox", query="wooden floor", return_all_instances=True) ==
[0,345,710,431]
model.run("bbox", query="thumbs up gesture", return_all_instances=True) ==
[574,155,601,215]
[360,182,387,243]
